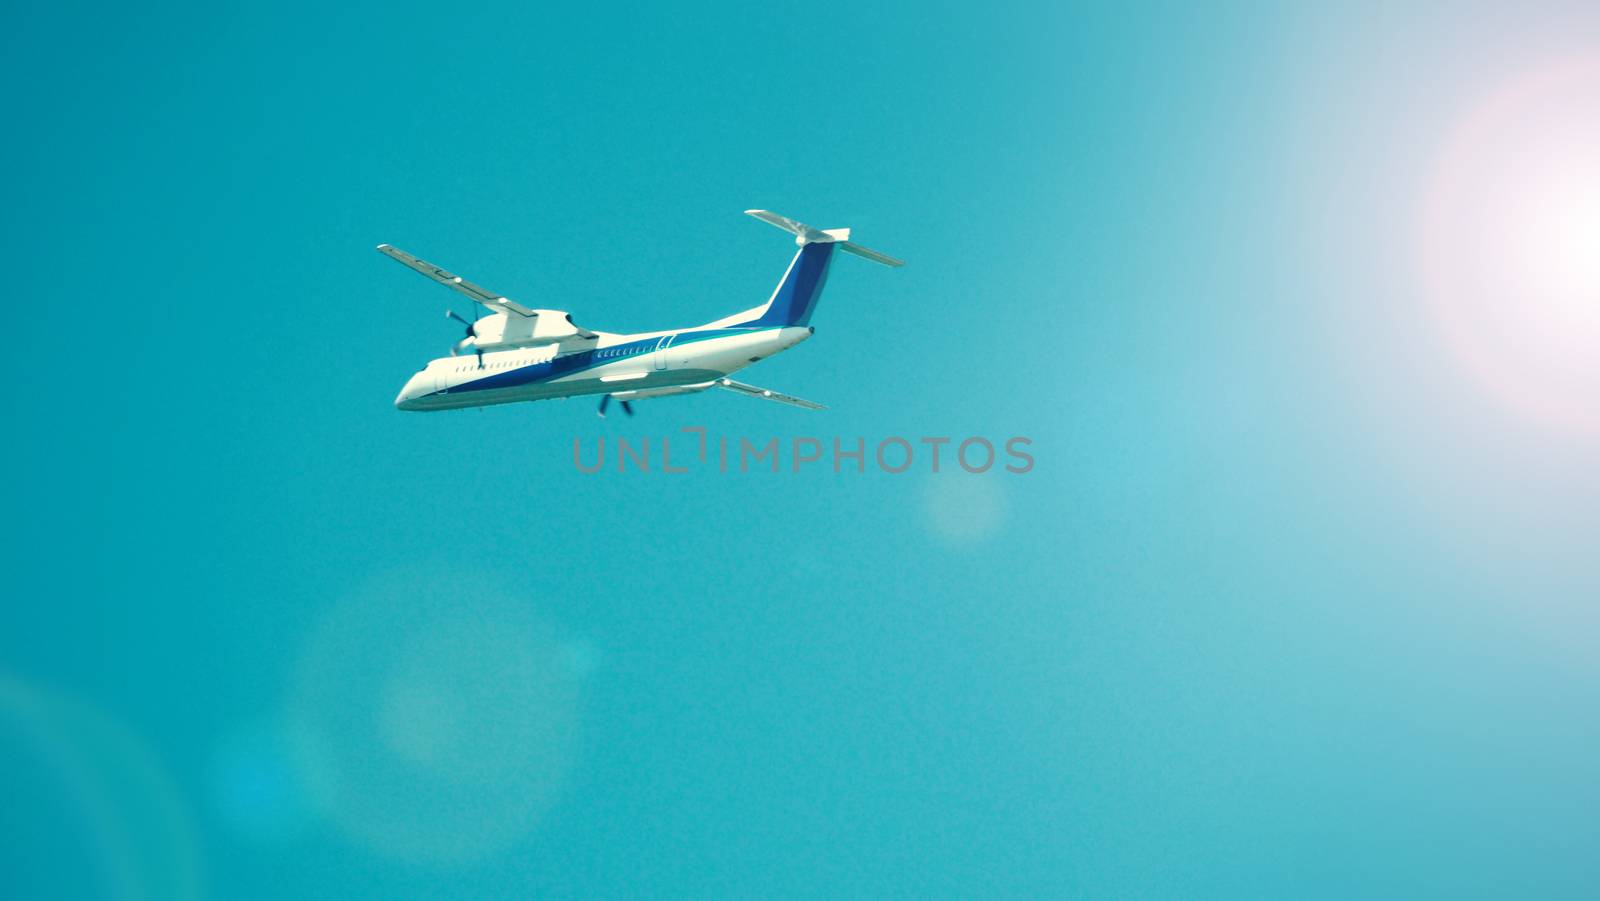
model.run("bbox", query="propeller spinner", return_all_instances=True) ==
[446,310,483,366]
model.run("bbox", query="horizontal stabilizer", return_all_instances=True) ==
[744,210,903,267]
[836,242,904,267]
[715,377,826,410]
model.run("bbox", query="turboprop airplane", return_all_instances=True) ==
[388,210,901,416]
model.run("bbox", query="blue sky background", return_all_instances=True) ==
[3,2,1599,898]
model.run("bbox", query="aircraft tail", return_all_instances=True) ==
[711,210,902,329]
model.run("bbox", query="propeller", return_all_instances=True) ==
[597,395,634,418]
[446,310,483,366]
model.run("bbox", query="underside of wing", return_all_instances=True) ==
[713,378,826,410]
[377,244,538,317]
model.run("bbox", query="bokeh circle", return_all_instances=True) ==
[287,572,582,864]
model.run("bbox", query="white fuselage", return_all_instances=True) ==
[395,325,812,411]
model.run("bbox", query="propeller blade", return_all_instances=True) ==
[451,336,476,356]
[597,394,611,418]
[621,400,634,417]
[446,309,473,327]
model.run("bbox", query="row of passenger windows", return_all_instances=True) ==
[450,344,647,373]
[454,357,540,372]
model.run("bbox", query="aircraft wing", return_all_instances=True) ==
[376,244,538,317]
[714,378,826,410]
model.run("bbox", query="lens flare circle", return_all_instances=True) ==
[288,573,582,865]
[208,718,312,843]
[0,676,203,900]
[921,474,1007,545]
[1420,58,1600,436]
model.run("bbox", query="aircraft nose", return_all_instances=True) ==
[395,373,425,410]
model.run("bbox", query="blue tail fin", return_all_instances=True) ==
[744,242,837,327]
[704,210,900,329]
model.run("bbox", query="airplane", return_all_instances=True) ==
[387,210,901,416]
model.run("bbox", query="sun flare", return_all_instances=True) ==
[1421,58,1600,436]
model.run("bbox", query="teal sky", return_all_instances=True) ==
[4,2,1599,898]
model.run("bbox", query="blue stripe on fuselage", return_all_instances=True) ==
[443,327,773,395]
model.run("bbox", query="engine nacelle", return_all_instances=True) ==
[527,309,583,342]
[465,309,582,351]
